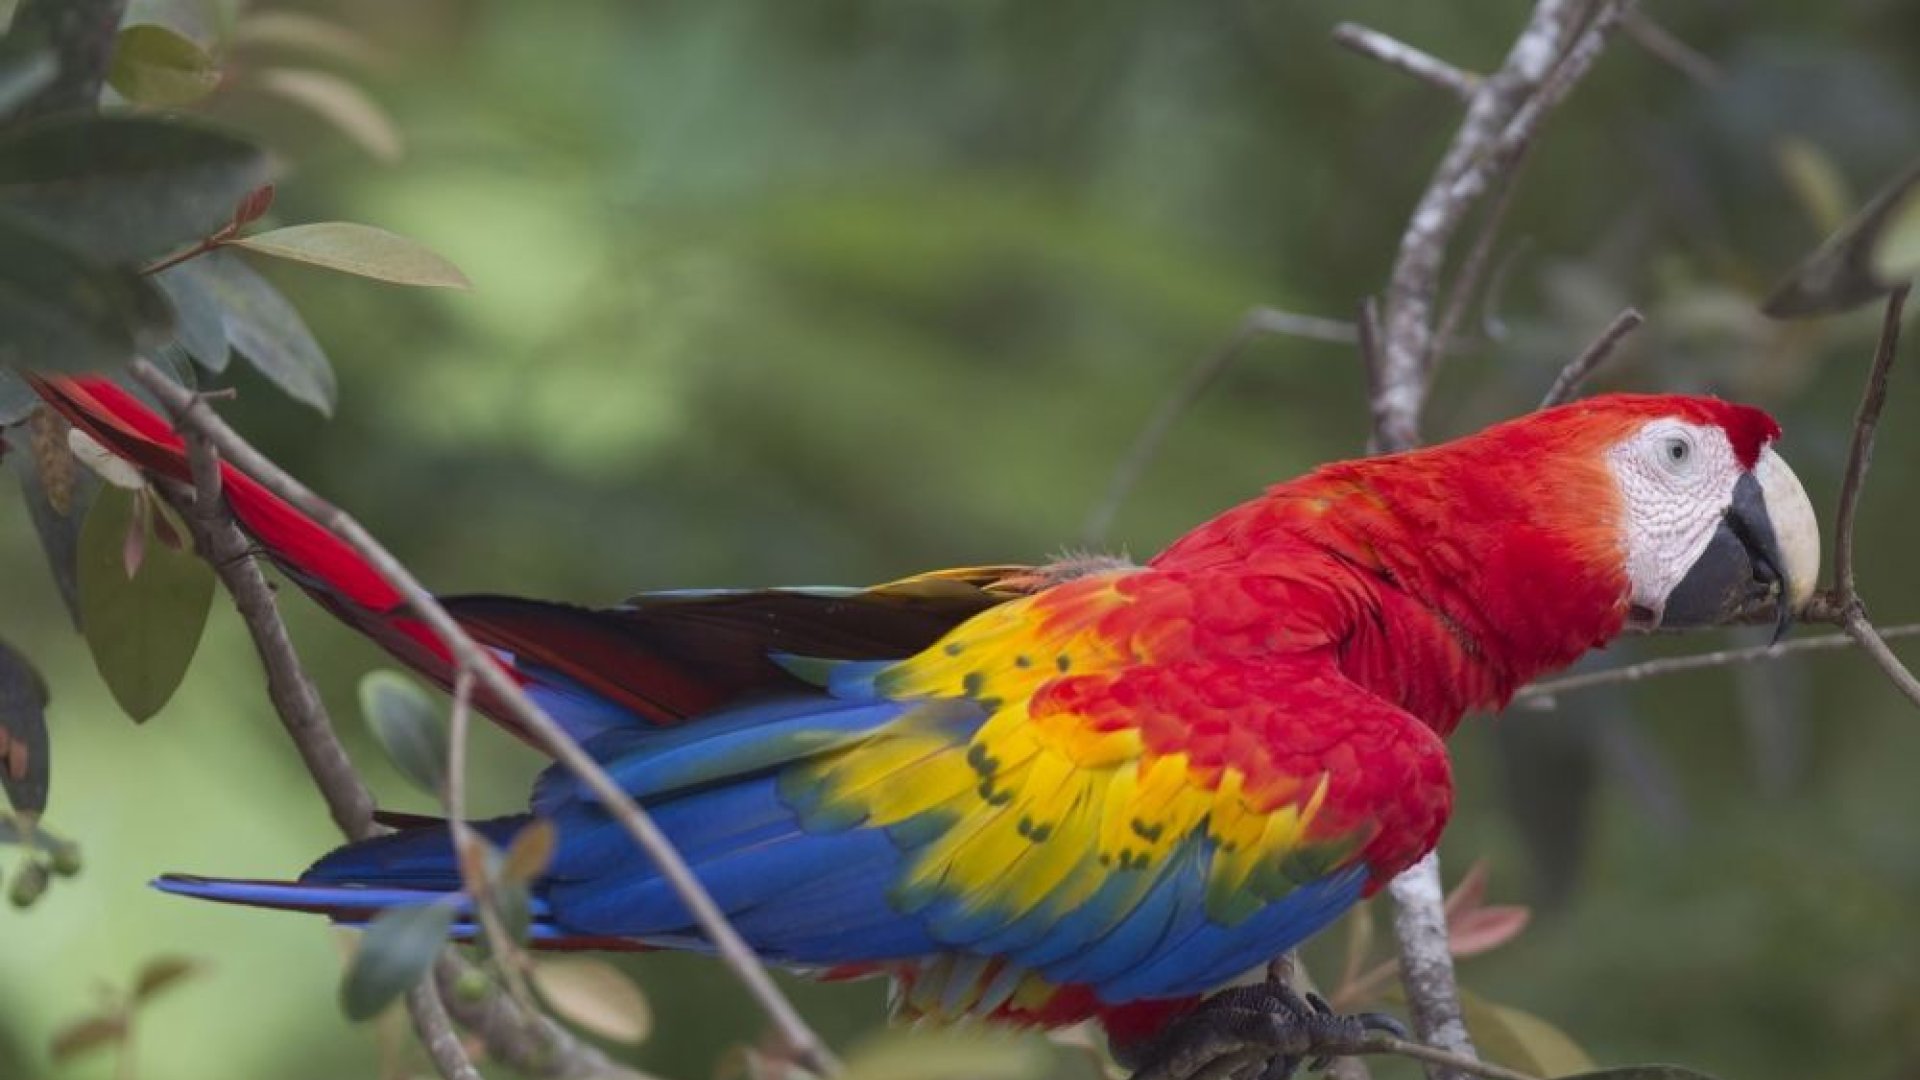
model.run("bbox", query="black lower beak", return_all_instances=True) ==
[1660,472,1797,641]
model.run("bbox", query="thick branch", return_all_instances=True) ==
[130,360,838,1075]
[1366,0,1592,451]
[407,981,485,1080]
[1386,856,1474,1076]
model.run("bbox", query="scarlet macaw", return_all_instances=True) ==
[32,378,1819,1068]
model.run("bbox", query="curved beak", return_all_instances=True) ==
[1659,448,1820,640]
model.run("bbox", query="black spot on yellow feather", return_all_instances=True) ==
[962,672,985,696]
[978,781,1013,806]
[945,641,965,656]
[1131,818,1164,842]
[966,744,998,777]
[1055,655,1071,672]
[1015,654,1032,668]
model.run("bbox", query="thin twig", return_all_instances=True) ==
[1331,23,1479,101]
[1840,611,1920,711]
[406,981,485,1080]
[444,668,538,1009]
[147,381,644,1080]
[1513,623,1920,703]
[1621,10,1721,86]
[128,360,839,1076]
[1833,286,1908,602]
[1360,1035,1542,1080]
[1083,307,1356,545]
[432,957,648,1080]
[157,441,380,842]
[1538,307,1645,407]
[1428,164,1527,374]
[1822,286,1920,711]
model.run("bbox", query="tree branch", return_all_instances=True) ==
[1084,307,1356,545]
[407,981,485,1080]
[1331,24,1478,102]
[1833,286,1907,603]
[158,425,380,843]
[1385,856,1473,1078]
[1621,10,1721,87]
[1514,623,1920,704]
[1538,307,1644,408]
[141,383,646,1080]
[1363,0,1594,452]
[129,359,839,1076]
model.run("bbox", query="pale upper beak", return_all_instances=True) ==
[1658,447,1821,639]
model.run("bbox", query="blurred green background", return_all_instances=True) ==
[4,0,1920,1078]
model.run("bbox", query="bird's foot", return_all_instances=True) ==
[1123,983,1406,1080]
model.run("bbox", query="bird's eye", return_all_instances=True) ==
[1659,435,1693,472]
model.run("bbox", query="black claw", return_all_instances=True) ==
[1353,1011,1409,1040]
[1123,985,1404,1080]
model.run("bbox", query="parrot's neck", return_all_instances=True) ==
[1153,449,1630,735]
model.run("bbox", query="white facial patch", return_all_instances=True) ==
[1606,420,1746,624]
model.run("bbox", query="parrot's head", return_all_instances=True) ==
[1572,394,1820,639]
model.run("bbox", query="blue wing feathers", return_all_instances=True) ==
[157,646,1381,1003]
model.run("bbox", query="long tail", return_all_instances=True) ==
[30,376,1023,746]
[151,817,642,949]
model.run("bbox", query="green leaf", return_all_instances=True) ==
[1869,179,1920,287]
[493,877,534,946]
[359,670,447,794]
[257,67,402,162]
[109,24,222,107]
[1774,137,1851,236]
[0,639,50,818]
[77,486,215,722]
[340,901,455,1021]
[182,250,335,413]
[1460,989,1596,1077]
[231,11,383,67]
[5,408,100,628]
[839,1030,1052,1080]
[152,264,228,371]
[1763,158,1920,318]
[123,0,228,49]
[532,958,652,1044]
[499,818,555,884]
[0,115,270,265]
[0,211,174,373]
[233,222,472,289]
